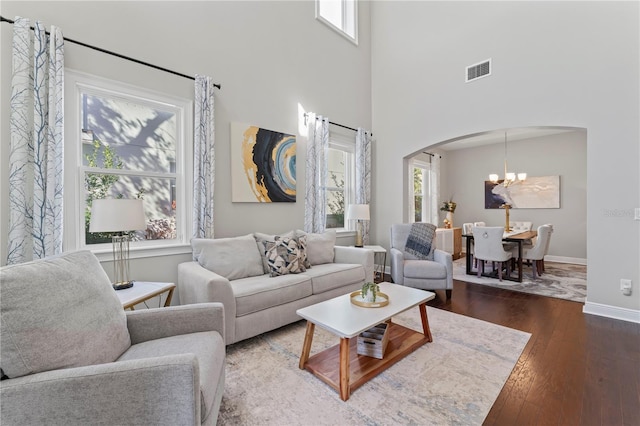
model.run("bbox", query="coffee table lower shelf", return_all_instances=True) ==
[301,322,430,400]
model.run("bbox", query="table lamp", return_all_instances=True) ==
[90,198,146,290]
[346,204,370,247]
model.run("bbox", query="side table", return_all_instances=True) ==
[115,281,176,310]
[353,245,387,282]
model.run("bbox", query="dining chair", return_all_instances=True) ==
[513,224,553,279]
[471,226,513,281]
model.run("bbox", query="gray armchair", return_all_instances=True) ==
[390,223,453,299]
[1,251,225,426]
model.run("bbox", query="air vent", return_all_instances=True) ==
[466,59,491,82]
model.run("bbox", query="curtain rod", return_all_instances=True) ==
[303,113,372,136]
[1,15,221,90]
[422,151,442,159]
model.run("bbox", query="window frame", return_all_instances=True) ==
[326,135,356,232]
[315,0,359,45]
[64,70,194,261]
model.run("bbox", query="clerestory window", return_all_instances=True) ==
[316,0,358,44]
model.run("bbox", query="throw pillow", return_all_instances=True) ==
[296,234,311,269]
[254,231,294,274]
[263,236,306,277]
[296,229,336,265]
[404,222,436,261]
[0,251,131,379]
[192,234,264,280]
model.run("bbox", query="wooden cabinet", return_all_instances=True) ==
[435,227,462,260]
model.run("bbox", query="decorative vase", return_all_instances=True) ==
[446,211,454,228]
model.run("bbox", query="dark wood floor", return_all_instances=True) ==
[423,278,640,426]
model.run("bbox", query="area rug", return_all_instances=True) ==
[452,258,587,303]
[217,306,530,425]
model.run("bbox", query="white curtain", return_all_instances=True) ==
[355,128,372,244]
[7,18,64,264]
[304,113,329,233]
[430,153,441,226]
[193,75,215,239]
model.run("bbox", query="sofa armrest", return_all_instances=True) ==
[389,247,405,285]
[0,354,201,425]
[178,261,236,345]
[433,249,454,290]
[334,246,374,283]
[127,303,225,345]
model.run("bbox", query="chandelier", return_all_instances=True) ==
[489,132,526,187]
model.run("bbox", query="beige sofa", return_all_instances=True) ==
[179,230,374,345]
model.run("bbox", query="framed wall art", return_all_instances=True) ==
[230,122,296,202]
[485,175,560,209]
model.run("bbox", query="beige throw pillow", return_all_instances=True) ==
[296,229,336,265]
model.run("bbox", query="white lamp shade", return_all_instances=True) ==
[489,174,499,183]
[90,199,147,233]
[346,204,370,221]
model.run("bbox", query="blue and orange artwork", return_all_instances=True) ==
[231,122,296,202]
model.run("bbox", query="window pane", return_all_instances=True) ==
[326,148,346,228]
[81,93,176,173]
[326,189,345,229]
[85,174,177,244]
[414,195,423,223]
[413,167,423,195]
[319,0,342,29]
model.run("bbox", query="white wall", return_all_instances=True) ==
[371,1,639,313]
[0,1,372,292]
[438,130,587,260]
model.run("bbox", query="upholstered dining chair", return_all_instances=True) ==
[472,226,513,281]
[390,223,453,299]
[0,251,226,425]
[462,222,476,267]
[514,224,553,279]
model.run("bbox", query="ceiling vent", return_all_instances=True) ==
[466,59,491,82]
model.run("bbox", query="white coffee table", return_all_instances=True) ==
[296,282,435,401]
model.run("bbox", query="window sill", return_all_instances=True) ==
[91,243,192,262]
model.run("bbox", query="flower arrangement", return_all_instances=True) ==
[440,198,457,213]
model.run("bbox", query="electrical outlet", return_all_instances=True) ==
[620,279,632,296]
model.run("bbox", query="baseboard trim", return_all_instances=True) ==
[583,301,640,323]
[545,255,586,265]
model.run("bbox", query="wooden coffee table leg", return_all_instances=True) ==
[339,337,351,401]
[299,321,315,369]
[419,303,433,342]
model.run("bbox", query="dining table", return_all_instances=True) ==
[462,230,537,282]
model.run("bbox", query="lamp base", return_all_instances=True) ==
[113,281,134,291]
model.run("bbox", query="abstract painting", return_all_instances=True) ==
[231,122,296,202]
[485,176,560,209]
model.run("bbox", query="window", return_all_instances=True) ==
[316,0,358,44]
[326,136,355,230]
[65,71,192,256]
[409,159,432,223]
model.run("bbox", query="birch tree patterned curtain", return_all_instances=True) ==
[7,18,64,264]
[304,113,329,233]
[193,75,215,239]
[355,128,372,244]
[430,153,441,227]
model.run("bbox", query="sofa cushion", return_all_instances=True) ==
[296,229,336,265]
[192,234,264,280]
[254,231,294,274]
[404,259,447,279]
[301,263,365,294]
[117,331,225,424]
[0,251,131,379]
[263,237,306,276]
[230,274,312,316]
